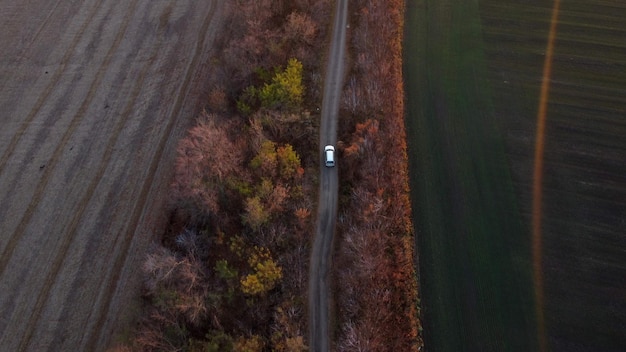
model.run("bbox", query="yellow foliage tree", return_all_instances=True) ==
[242,196,269,231]
[240,247,282,295]
[276,144,303,181]
[250,140,278,178]
[234,334,264,352]
[259,58,304,110]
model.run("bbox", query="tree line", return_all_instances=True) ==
[112,0,422,350]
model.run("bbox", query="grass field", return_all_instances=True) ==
[403,1,537,351]
[404,0,625,351]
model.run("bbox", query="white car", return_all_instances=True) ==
[324,145,335,167]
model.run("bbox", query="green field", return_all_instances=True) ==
[404,0,625,351]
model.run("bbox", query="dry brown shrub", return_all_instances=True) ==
[207,88,228,112]
[334,0,422,350]
[284,12,317,45]
[268,183,290,214]
[294,207,310,226]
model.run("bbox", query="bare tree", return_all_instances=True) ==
[170,112,242,214]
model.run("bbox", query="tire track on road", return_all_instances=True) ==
[0,0,135,279]
[83,1,221,349]
[0,0,104,175]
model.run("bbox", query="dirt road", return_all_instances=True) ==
[0,0,224,350]
[308,0,348,351]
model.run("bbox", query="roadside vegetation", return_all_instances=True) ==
[334,1,422,350]
[113,0,422,350]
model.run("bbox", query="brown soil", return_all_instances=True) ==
[0,0,225,350]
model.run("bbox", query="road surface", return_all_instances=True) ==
[0,0,224,350]
[308,0,348,351]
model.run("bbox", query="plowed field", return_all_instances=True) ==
[0,1,224,350]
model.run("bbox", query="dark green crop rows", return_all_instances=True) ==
[405,0,626,351]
